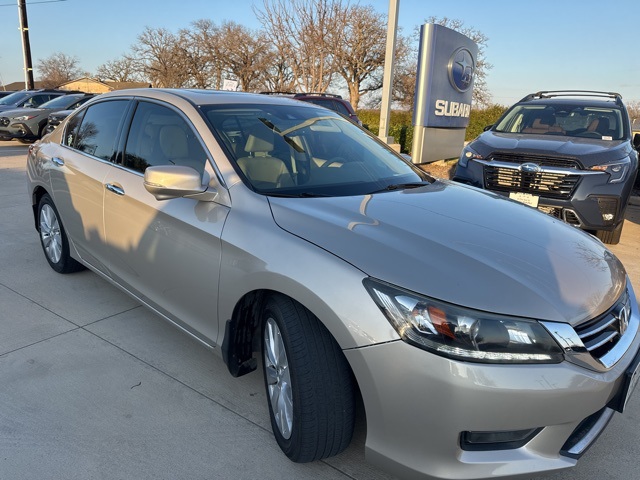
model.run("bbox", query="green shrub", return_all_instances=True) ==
[359,105,508,155]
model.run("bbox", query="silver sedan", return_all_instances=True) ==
[26,89,640,480]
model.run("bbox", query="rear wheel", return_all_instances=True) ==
[595,221,624,245]
[37,194,85,273]
[261,293,355,462]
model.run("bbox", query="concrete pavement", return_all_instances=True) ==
[1,141,639,480]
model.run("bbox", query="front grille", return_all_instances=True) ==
[489,152,582,169]
[574,292,631,360]
[484,166,580,199]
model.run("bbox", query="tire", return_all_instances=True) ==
[261,294,355,463]
[37,194,85,273]
[595,221,624,245]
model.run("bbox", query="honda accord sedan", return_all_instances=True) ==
[26,89,640,480]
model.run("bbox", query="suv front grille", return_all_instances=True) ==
[489,152,582,169]
[484,166,580,199]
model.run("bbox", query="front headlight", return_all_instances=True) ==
[458,144,483,168]
[14,115,38,121]
[590,158,630,183]
[364,278,564,364]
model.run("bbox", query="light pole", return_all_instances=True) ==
[377,0,399,147]
[17,0,35,89]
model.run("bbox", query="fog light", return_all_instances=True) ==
[594,197,619,226]
[460,428,542,451]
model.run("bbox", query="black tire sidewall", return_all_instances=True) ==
[260,296,301,458]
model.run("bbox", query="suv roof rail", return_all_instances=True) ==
[294,92,342,99]
[520,90,622,103]
[259,91,295,95]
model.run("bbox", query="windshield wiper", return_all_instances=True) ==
[263,191,330,198]
[257,117,306,153]
[369,182,431,194]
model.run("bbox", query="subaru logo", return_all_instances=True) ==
[448,48,474,93]
[618,304,630,336]
[519,163,541,173]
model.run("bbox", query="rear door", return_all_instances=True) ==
[49,99,130,274]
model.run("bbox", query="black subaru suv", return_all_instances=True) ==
[454,91,640,244]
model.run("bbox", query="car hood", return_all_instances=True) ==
[268,180,626,325]
[0,107,46,118]
[474,131,632,166]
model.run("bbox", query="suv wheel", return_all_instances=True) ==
[595,221,624,245]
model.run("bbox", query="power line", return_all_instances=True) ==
[0,0,67,6]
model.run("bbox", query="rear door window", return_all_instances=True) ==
[65,100,129,161]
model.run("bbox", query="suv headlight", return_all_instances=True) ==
[364,278,564,364]
[14,114,38,121]
[590,158,630,183]
[458,144,484,168]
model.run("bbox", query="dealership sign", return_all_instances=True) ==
[413,24,478,129]
[411,24,478,163]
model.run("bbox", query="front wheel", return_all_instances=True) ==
[261,294,355,462]
[37,194,85,273]
[595,221,624,245]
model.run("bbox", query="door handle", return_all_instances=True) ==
[105,183,125,196]
[51,157,64,166]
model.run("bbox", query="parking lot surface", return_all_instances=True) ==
[1,141,639,480]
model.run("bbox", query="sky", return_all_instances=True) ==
[0,0,639,106]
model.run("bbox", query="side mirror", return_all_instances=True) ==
[144,165,217,201]
[483,124,493,132]
[633,132,640,151]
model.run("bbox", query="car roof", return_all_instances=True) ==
[520,97,623,109]
[98,88,319,108]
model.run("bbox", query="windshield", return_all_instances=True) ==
[40,95,80,109]
[202,103,430,197]
[494,103,626,140]
[0,91,29,106]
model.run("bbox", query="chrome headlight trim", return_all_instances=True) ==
[364,278,564,364]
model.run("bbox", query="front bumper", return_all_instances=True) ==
[0,122,37,141]
[454,158,635,231]
[345,284,640,480]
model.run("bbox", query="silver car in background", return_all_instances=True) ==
[26,89,640,480]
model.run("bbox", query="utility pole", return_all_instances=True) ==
[17,0,35,90]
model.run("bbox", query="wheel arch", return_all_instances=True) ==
[31,185,49,230]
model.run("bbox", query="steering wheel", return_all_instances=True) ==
[321,157,347,168]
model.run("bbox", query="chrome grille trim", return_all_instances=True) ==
[488,152,583,169]
[577,316,618,341]
[541,286,638,372]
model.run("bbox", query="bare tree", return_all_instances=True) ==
[333,4,386,109]
[216,21,273,91]
[627,100,640,127]
[131,27,190,88]
[95,56,144,83]
[178,19,224,89]
[259,52,297,92]
[255,0,349,93]
[36,52,83,88]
